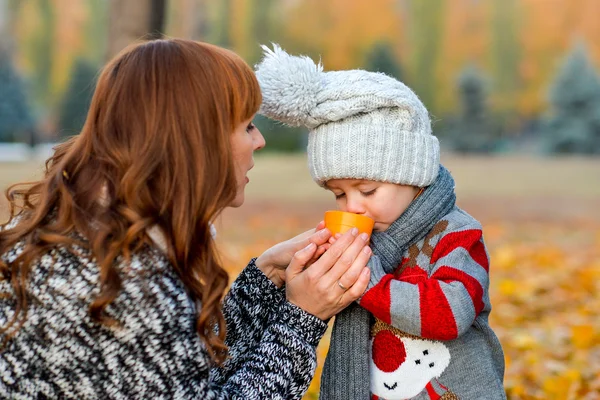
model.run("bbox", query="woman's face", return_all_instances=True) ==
[229,116,265,207]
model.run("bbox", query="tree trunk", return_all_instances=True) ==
[106,0,167,60]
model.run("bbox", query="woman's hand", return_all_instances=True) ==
[256,222,332,287]
[285,228,372,321]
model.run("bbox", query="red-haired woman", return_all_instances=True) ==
[0,39,371,399]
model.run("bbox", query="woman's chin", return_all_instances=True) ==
[229,193,245,208]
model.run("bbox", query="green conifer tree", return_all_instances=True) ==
[365,42,403,81]
[58,59,98,137]
[543,43,600,154]
[0,50,35,142]
[449,65,497,153]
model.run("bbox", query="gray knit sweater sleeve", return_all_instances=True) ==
[0,245,327,399]
[213,259,328,398]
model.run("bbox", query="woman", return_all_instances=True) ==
[0,39,371,399]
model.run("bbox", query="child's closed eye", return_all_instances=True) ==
[334,193,346,200]
[361,189,377,197]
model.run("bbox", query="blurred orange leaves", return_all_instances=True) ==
[217,212,600,400]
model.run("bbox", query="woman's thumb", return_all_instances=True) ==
[287,242,317,278]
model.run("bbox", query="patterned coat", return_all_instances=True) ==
[0,241,327,399]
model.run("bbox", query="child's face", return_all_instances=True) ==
[325,179,420,232]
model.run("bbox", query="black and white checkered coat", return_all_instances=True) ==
[0,242,327,399]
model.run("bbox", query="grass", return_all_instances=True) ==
[245,153,600,200]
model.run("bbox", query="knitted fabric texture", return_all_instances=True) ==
[320,165,456,400]
[360,207,506,399]
[0,242,327,399]
[255,44,440,187]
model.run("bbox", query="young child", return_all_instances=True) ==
[255,45,506,400]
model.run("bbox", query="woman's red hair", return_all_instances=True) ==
[0,39,262,364]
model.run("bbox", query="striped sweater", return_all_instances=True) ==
[0,241,327,399]
[360,207,506,400]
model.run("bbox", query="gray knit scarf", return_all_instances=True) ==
[319,165,456,400]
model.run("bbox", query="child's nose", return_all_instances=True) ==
[345,199,366,215]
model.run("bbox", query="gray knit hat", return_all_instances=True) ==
[255,44,440,187]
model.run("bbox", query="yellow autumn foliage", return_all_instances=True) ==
[217,213,600,400]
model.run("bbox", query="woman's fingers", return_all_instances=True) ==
[328,233,342,245]
[287,242,318,279]
[336,244,371,292]
[325,232,370,286]
[306,244,328,268]
[290,221,327,246]
[308,227,332,247]
[304,228,359,280]
[341,266,371,304]
[285,228,373,321]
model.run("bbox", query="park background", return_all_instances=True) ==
[0,0,599,399]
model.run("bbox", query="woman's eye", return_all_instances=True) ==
[246,123,256,133]
[361,189,377,197]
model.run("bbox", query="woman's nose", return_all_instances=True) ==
[254,128,266,151]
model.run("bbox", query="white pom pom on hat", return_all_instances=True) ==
[255,44,440,188]
[255,44,323,128]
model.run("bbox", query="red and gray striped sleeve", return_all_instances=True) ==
[359,227,490,341]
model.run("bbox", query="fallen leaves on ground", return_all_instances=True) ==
[217,211,600,400]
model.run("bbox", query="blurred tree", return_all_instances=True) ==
[519,0,600,116]
[58,59,98,138]
[446,65,499,153]
[166,0,209,40]
[228,0,252,58]
[407,0,445,112]
[83,0,108,63]
[0,50,36,142]
[106,0,167,60]
[364,42,403,81]
[253,115,307,153]
[12,0,101,115]
[490,0,520,115]
[283,0,404,71]
[433,0,489,117]
[212,0,231,47]
[29,0,54,108]
[214,0,282,63]
[249,0,280,63]
[0,0,8,43]
[542,43,600,154]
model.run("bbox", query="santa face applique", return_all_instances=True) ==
[370,324,452,400]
